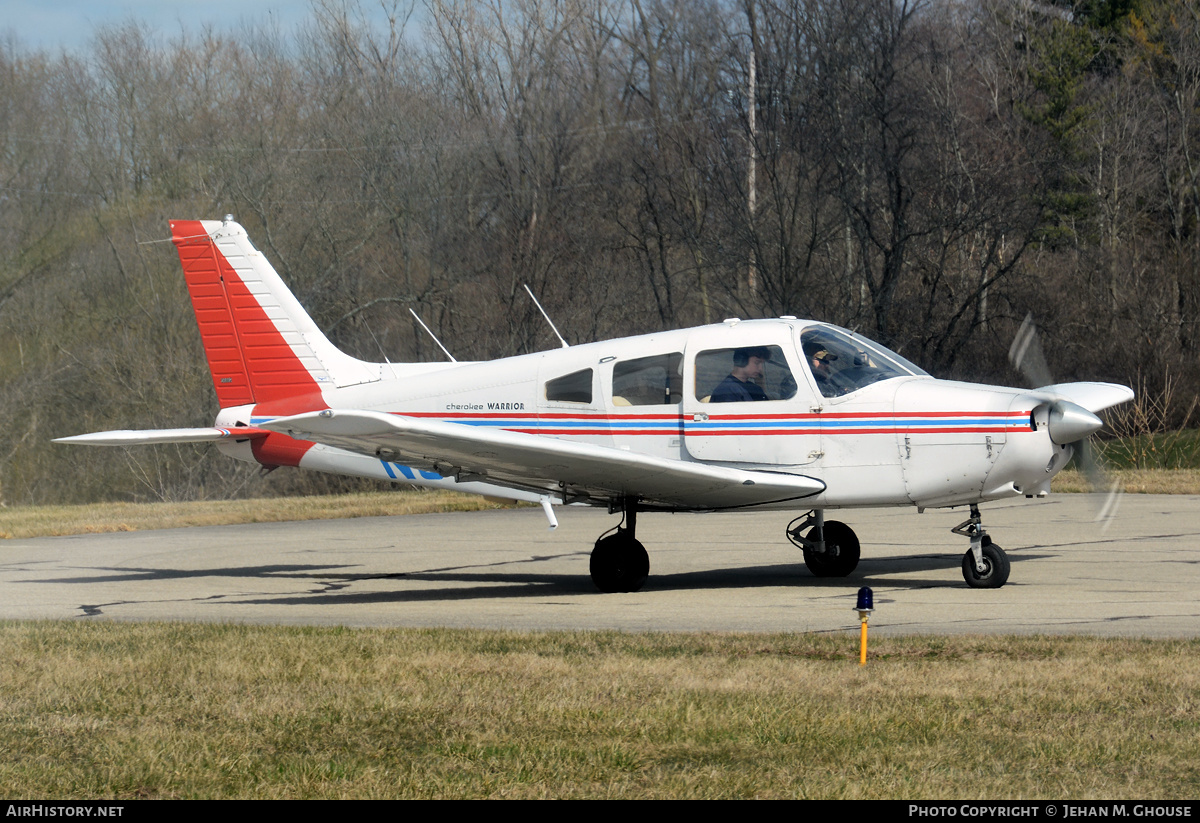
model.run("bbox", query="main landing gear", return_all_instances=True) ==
[953,504,1010,588]
[588,501,1010,591]
[786,511,861,577]
[590,498,650,593]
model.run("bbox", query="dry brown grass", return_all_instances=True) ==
[0,490,512,540]
[0,624,1196,799]
[1051,468,1200,494]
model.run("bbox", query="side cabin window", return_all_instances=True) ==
[612,353,683,406]
[545,368,593,404]
[695,345,797,403]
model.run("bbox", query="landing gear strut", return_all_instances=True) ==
[590,498,649,593]
[787,510,861,577]
[953,504,1010,588]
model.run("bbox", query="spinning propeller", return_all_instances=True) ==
[1008,314,1122,529]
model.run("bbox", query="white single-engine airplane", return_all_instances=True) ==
[57,217,1134,592]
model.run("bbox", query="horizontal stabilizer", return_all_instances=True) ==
[53,427,270,447]
[260,409,825,510]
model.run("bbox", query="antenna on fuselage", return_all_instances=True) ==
[408,308,457,363]
[523,284,569,349]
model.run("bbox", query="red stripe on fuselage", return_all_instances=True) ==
[397,410,1031,422]
[700,410,1031,421]
[690,425,1033,436]
[381,409,1033,437]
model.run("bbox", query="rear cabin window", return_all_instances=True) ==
[612,353,683,406]
[694,345,797,403]
[545,368,593,403]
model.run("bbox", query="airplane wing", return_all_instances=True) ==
[53,427,270,446]
[261,410,825,511]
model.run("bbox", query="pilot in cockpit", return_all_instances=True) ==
[709,346,771,402]
[803,337,842,397]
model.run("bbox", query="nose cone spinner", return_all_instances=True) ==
[1047,400,1104,445]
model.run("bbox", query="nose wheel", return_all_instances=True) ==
[961,536,1010,588]
[953,505,1010,588]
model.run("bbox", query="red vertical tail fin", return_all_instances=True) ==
[170,218,378,408]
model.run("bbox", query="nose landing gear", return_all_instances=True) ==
[953,504,1010,588]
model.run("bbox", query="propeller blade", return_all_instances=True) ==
[1077,438,1122,532]
[1010,313,1122,528]
[1009,313,1054,389]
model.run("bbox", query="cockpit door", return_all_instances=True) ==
[681,322,821,465]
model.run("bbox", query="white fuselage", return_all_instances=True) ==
[214,319,1067,511]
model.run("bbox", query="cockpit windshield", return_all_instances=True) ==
[801,324,927,398]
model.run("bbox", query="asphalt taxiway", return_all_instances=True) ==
[2,494,1198,635]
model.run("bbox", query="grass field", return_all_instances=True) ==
[1097,427,1200,471]
[0,489,509,540]
[1,623,1197,799]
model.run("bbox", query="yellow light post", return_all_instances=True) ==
[854,587,874,665]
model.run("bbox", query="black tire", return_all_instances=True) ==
[590,533,650,593]
[803,520,861,577]
[962,537,1010,589]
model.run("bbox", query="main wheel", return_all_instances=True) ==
[590,532,650,593]
[961,537,1010,589]
[803,520,861,577]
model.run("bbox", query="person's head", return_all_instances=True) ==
[803,339,837,373]
[731,346,770,381]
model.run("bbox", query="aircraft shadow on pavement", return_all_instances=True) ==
[72,551,1048,610]
[32,549,1056,617]
[27,564,362,585]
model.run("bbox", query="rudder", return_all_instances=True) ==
[170,218,378,408]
